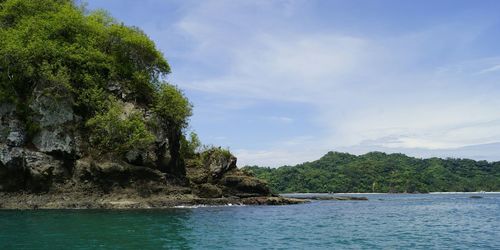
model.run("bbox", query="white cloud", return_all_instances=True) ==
[265,116,294,124]
[235,148,325,167]
[167,1,500,165]
[478,64,500,74]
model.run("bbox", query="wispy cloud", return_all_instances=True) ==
[86,0,500,166]
[478,64,500,74]
[265,116,294,124]
[166,1,500,165]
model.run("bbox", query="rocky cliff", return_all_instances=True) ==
[0,95,293,208]
[0,0,304,208]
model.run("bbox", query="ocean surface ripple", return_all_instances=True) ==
[1,193,499,249]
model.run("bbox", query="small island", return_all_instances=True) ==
[245,151,500,194]
[0,1,302,209]
[1,1,498,210]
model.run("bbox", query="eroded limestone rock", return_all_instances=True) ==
[73,158,166,187]
[0,144,66,192]
[33,128,74,154]
[201,148,237,180]
[0,104,26,147]
[30,91,78,155]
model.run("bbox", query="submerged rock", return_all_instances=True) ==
[469,196,483,199]
[282,194,369,201]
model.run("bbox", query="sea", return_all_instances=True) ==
[1,193,499,249]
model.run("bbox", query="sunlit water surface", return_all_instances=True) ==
[1,193,499,249]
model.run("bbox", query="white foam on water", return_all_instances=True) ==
[174,203,246,209]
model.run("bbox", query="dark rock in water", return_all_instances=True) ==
[0,191,307,209]
[333,196,368,201]
[240,196,307,206]
[124,149,159,168]
[469,196,483,199]
[284,195,368,201]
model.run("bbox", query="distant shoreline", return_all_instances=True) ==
[246,151,500,194]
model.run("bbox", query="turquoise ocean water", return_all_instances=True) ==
[1,193,499,249]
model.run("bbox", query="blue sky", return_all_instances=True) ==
[84,0,500,166]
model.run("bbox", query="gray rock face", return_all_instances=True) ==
[30,94,74,127]
[0,104,26,147]
[7,131,25,147]
[0,88,186,193]
[107,81,131,99]
[73,158,166,189]
[124,147,160,168]
[30,91,78,155]
[0,99,70,191]
[0,144,24,169]
[208,155,237,179]
[23,148,67,184]
[0,144,65,191]
[125,150,142,164]
[32,128,74,154]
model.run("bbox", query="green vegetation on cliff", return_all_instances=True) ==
[0,0,192,171]
[244,152,500,193]
[0,0,276,203]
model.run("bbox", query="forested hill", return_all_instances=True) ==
[243,152,500,193]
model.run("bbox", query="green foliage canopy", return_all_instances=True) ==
[85,100,154,155]
[153,84,192,130]
[245,152,500,193]
[180,132,202,159]
[0,0,169,108]
[0,0,194,156]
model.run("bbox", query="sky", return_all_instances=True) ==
[84,0,500,167]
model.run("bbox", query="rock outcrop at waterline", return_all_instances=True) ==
[0,98,291,208]
[0,0,300,208]
[0,93,171,192]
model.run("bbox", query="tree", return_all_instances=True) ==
[153,84,192,130]
[181,132,202,159]
[85,100,154,155]
[0,0,169,114]
[244,152,500,193]
[0,0,196,177]
[152,84,192,176]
